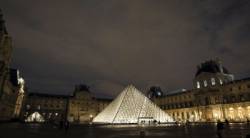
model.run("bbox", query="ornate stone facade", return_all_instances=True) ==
[22,93,68,123]
[153,59,250,123]
[21,84,111,123]
[67,84,111,123]
[0,9,25,121]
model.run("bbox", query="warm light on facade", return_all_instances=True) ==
[214,113,218,118]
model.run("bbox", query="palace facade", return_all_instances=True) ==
[22,84,111,123]
[68,85,111,123]
[0,9,25,121]
[153,59,250,123]
[21,59,250,124]
[22,93,68,123]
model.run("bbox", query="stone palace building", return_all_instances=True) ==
[153,59,250,123]
[22,84,111,123]
[21,59,250,123]
[0,9,25,122]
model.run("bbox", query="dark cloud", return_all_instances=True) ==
[1,0,250,97]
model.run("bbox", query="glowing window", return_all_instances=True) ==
[211,78,216,86]
[196,81,201,89]
[204,80,208,87]
[219,79,223,85]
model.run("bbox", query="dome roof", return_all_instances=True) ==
[195,60,230,77]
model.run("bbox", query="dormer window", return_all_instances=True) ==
[196,81,201,89]
[204,80,208,87]
[219,79,223,85]
[211,78,216,86]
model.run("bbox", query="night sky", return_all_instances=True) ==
[1,0,250,97]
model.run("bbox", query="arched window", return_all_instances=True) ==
[204,80,208,87]
[219,79,223,85]
[196,81,201,89]
[211,78,216,86]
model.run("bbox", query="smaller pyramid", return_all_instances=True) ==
[25,112,45,122]
[93,85,174,124]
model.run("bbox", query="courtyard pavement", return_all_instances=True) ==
[0,122,250,138]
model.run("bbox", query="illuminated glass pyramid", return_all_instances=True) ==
[93,85,174,124]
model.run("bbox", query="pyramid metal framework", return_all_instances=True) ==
[93,85,174,124]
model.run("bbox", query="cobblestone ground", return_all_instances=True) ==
[0,123,250,138]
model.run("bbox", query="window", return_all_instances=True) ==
[211,78,216,86]
[223,96,227,103]
[189,102,193,106]
[204,80,208,87]
[239,86,242,90]
[205,97,210,105]
[219,79,223,85]
[196,81,201,89]
[239,94,245,101]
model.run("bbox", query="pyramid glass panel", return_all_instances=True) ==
[93,85,174,124]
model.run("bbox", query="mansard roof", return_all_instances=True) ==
[195,60,230,77]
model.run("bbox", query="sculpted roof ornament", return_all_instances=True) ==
[0,9,8,35]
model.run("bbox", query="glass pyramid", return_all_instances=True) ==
[93,85,174,124]
[25,112,45,122]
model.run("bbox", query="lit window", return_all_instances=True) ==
[196,81,200,89]
[219,79,223,85]
[211,78,216,86]
[204,80,208,87]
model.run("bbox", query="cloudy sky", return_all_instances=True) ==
[1,0,250,97]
